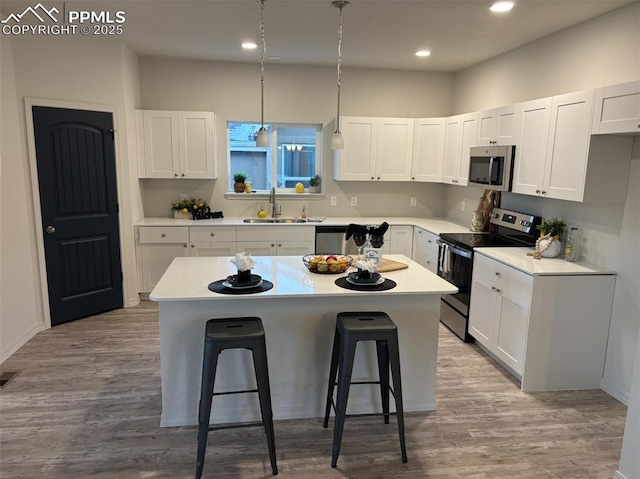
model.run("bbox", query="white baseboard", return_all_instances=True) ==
[0,322,44,364]
[601,380,630,406]
[614,470,628,479]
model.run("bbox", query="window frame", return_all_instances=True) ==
[227,122,323,193]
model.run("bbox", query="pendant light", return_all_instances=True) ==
[256,0,269,147]
[330,1,350,150]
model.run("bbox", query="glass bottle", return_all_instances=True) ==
[564,227,582,262]
[362,235,382,268]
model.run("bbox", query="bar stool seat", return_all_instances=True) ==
[323,311,407,467]
[195,317,277,478]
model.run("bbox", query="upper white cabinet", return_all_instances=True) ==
[477,106,519,146]
[334,116,414,181]
[512,90,633,203]
[442,112,478,186]
[411,118,445,182]
[592,80,640,134]
[137,110,216,179]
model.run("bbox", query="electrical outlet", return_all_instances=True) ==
[330,196,337,207]
[350,196,357,207]
[180,193,188,201]
[410,197,417,207]
[461,200,466,212]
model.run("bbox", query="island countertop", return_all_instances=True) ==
[150,254,458,301]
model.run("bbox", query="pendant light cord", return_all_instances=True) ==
[260,0,266,129]
[336,3,343,127]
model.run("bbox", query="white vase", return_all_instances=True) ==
[173,210,192,220]
[539,238,562,258]
[309,186,319,193]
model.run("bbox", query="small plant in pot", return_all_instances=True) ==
[233,172,248,193]
[309,174,321,193]
[535,217,566,258]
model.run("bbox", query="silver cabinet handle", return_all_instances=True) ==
[495,272,501,277]
[181,173,185,177]
[271,243,276,247]
[161,233,166,238]
[46,225,56,234]
[541,190,547,196]
[174,173,178,177]
[210,233,215,237]
[277,243,282,247]
[183,243,188,248]
[536,189,541,194]
[191,244,195,248]
[637,121,640,128]
[427,239,432,244]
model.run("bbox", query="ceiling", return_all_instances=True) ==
[2,0,635,72]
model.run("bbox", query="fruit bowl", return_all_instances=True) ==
[303,254,353,274]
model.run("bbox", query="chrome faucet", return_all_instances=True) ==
[269,186,281,218]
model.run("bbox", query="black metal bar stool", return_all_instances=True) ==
[323,311,407,467]
[195,317,277,478]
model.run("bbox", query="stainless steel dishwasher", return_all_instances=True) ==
[315,226,358,255]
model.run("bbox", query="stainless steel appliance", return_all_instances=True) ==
[437,208,541,342]
[468,145,515,191]
[315,226,358,255]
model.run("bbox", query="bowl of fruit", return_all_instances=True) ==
[303,254,353,274]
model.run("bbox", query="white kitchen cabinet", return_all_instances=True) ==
[469,251,617,392]
[477,105,519,146]
[188,226,237,257]
[592,80,640,134]
[412,228,438,274]
[137,110,216,179]
[512,90,633,203]
[138,227,190,293]
[442,112,478,186]
[411,118,445,182]
[333,116,414,181]
[389,226,413,258]
[469,254,532,375]
[236,225,315,256]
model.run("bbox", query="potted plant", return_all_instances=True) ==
[171,198,209,219]
[233,172,248,193]
[309,174,321,193]
[535,217,566,258]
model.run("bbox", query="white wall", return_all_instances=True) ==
[138,58,453,219]
[0,34,45,362]
[0,33,141,361]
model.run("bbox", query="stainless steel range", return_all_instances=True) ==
[437,208,541,342]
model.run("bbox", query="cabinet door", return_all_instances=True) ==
[190,242,237,257]
[178,112,215,179]
[511,97,551,196]
[411,118,445,182]
[543,90,594,202]
[142,111,180,178]
[139,243,188,292]
[423,248,438,274]
[442,115,462,185]
[457,112,479,186]
[389,226,413,257]
[478,106,518,146]
[334,117,377,181]
[375,118,414,181]
[236,241,277,256]
[494,288,530,375]
[276,241,315,256]
[468,274,496,347]
[592,80,640,134]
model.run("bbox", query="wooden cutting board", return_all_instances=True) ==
[353,256,408,272]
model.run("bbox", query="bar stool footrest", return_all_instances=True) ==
[208,421,265,432]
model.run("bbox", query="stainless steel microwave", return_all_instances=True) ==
[468,145,515,191]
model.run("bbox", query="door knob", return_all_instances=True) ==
[46,225,56,234]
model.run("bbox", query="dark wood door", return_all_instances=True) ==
[32,106,123,326]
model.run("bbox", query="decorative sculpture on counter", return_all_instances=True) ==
[345,222,389,267]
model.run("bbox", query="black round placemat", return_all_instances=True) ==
[334,277,397,291]
[208,279,274,295]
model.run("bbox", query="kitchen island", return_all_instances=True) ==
[150,254,457,427]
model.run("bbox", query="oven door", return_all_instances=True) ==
[437,241,473,316]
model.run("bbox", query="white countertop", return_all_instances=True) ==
[136,216,472,236]
[149,254,458,301]
[475,247,615,276]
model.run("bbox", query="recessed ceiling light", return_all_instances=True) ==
[490,1,514,13]
[415,50,431,57]
[241,42,257,50]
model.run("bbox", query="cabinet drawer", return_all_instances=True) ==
[189,226,236,242]
[236,225,315,242]
[139,227,189,244]
[474,253,532,298]
[419,229,439,251]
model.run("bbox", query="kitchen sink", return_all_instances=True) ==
[243,218,308,223]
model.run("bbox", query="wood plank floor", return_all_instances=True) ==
[0,302,627,478]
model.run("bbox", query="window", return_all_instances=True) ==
[228,122,321,191]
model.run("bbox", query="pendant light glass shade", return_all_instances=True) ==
[331,1,349,150]
[256,0,269,147]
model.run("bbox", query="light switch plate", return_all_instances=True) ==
[330,196,337,206]
[350,196,357,207]
[410,197,417,207]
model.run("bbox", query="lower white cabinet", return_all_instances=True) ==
[235,225,315,257]
[236,240,314,256]
[469,251,617,392]
[389,226,413,258]
[412,228,438,274]
[138,227,190,293]
[188,226,237,257]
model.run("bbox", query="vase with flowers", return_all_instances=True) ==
[233,172,248,193]
[534,217,566,258]
[309,174,321,193]
[171,198,209,219]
